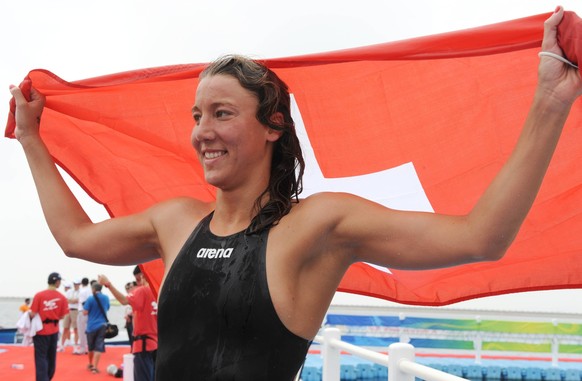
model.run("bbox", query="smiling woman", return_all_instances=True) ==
[8,11,582,374]
[192,57,304,234]
[1,0,581,303]
[4,2,582,380]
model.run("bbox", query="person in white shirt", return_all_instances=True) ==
[60,279,81,351]
[74,277,91,355]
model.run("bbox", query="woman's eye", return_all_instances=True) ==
[216,110,229,118]
[193,114,201,123]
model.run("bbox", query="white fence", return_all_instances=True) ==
[120,328,468,381]
[313,327,469,381]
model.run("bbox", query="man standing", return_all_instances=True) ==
[83,282,110,374]
[30,272,69,381]
[60,279,80,351]
[99,266,157,381]
[74,277,90,355]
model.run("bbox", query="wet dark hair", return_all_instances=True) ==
[200,55,305,233]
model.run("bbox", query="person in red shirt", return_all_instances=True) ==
[99,266,157,381]
[30,272,69,381]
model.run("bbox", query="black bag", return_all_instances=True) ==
[105,323,119,339]
[94,293,119,339]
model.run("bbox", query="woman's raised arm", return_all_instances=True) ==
[10,85,161,265]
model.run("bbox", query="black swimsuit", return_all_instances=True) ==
[156,213,311,380]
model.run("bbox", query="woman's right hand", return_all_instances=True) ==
[9,85,46,142]
[537,7,582,106]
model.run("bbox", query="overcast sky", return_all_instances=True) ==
[1,1,582,314]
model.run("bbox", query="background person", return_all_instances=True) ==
[17,297,33,346]
[60,279,80,351]
[74,277,90,355]
[57,281,70,351]
[30,272,69,381]
[83,282,110,374]
[124,281,138,348]
[99,267,158,381]
[18,297,31,317]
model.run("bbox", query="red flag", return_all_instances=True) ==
[6,12,582,305]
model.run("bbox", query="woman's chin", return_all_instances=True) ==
[204,175,226,189]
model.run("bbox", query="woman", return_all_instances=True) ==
[9,8,581,380]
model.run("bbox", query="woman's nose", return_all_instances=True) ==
[192,117,214,142]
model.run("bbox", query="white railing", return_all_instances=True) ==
[313,327,469,381]
[123,328,469,381]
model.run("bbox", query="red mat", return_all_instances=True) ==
[0,344,130,381]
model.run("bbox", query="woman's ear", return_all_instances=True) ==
[266,112,284,142]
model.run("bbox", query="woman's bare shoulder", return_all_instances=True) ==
[296,191,341,204]
[149,196,215,219]
[147,196,215,263]
[283,192,359,233]
[294,191,363,213]
[146,196,215,240]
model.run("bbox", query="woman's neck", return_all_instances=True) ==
[212,188,268,235]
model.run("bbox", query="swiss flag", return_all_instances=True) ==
[6,12,582,305]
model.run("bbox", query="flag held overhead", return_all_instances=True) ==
[5,12,582,305]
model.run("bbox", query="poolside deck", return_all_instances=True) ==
[0,344,130,380]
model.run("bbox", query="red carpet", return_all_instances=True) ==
[0,344,130,381]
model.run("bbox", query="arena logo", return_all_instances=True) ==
[196,248,233,259]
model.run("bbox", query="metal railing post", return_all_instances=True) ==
[389,342,415,381]
[474,335,482,365]
[551,336,559,367]
[322,327,341,381]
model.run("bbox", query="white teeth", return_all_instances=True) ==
[205,151,225,159]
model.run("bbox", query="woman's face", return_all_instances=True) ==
[191,74,279,190]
